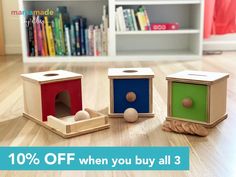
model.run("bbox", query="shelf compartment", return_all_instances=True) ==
[116,33,201,56]
[115,4,201,30]
[21,0,109,59]
[23,0,108,26]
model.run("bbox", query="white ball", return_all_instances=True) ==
[74,110,90,121]
[124,108,139,123]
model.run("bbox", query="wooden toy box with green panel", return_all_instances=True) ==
[166,70,229,127]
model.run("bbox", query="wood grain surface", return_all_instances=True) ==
[0,53,236,177]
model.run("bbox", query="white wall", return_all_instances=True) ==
[2,0,22,54]
[204,34,236,51]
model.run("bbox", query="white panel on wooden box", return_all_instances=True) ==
[21,70,82,84]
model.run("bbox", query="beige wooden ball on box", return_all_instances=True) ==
[124,108,139,123]
[74,110,90,121]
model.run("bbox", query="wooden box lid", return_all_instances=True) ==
[166,70,229,85]
[21,70,82,84]
[108,68,154,79]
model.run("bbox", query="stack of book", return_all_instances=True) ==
[26,6,108,57]
[116,6,151,31]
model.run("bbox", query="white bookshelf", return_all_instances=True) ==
[19,0,204,63]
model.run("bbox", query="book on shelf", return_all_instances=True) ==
[25,5,108,57]
[33,16,38,56]
[88,25,94,56]
[138,6,151,30]
[36,16,44,56]
[57,6,70,55]
[41,18,48,56]
[26,15,35,56]
[44,16,55,56]
[116,5,151,32]
[102,5,108,56]
[54,17,61,55]
[115,11,120,32]
[51,20,57,55]
[116,6,127,31]
[58,16,65,55]
[65,26,71,56]
[74,18,81,56]
[131,9,138,31]
[70,24,76,56]
[123,9,130,31]
[48,25,56,56]
[93,26,100,56]
[136,11,147,31]
[128,9,138,31]
[80,18,87,56]
[85,29,89,56]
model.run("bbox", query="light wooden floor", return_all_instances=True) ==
[0,53,236,177]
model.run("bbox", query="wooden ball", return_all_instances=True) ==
[74,110,90,121]
[182,98,193,108]
[124,108,139,123]
[126,92,136,102]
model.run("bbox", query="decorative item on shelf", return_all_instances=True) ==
[166,70,229,128]
[162,119,209,137]
[149,23,180,31]
[21,70,110,138]
[108,68,155,118]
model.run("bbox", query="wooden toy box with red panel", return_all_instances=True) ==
[21,70,109,138]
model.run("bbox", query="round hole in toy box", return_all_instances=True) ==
[123,70,138,73]
[44,73,59,77]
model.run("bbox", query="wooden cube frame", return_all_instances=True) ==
[166,70,229,127]
[108,68,154,118]
[21,70,110,138]
[21,70,83,122]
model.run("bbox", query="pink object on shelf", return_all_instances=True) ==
[149,23,180,31]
